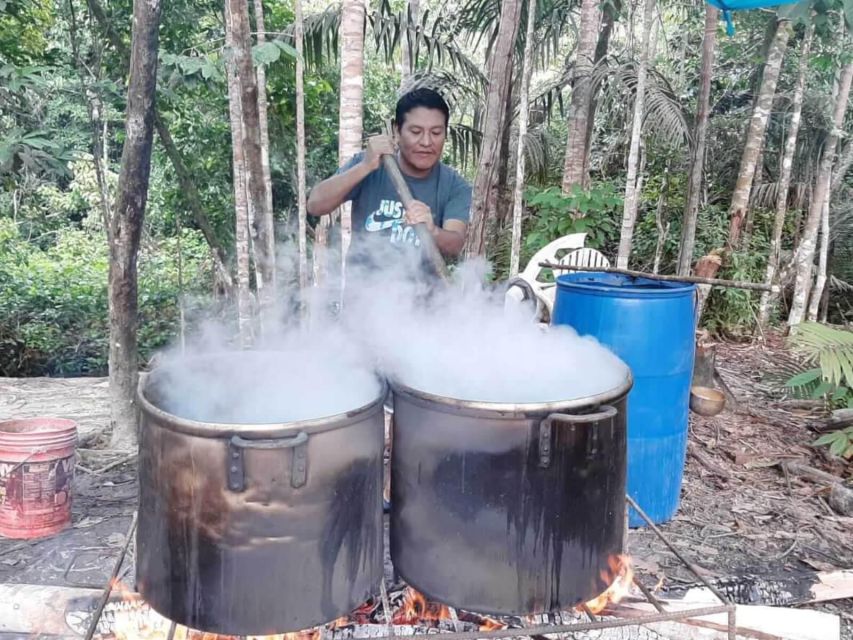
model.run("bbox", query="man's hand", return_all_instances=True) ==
[363,135,396,171]
[404,200,435,233]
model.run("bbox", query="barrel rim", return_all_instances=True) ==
[390,371,632,418]
[556,271,696,296]
[0,418,78,448]
[137,367,388,439]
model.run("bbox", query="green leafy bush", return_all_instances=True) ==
[0,218,212,376]
[785,322,853,459]
[521,183,622,269]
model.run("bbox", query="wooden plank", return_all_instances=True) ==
[616,601,840,640]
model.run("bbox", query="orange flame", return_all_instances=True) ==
[392,588,452,625]
[580,554,634,615]
[477,617,507,631]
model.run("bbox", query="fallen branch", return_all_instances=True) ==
[538,263,778,292]
[812,408,853,434]
[687,442,732,480]
[782,461,853,514]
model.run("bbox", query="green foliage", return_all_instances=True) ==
[703,247,765,336]
[0,218,212,376]
[522,184,622,266]
[812,428,853,459]
[785,323,853,458]
[789,322,853,391]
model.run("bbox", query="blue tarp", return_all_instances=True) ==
[706,0,800,34]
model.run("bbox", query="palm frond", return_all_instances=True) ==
[788,322,853,390]
[749,181,810,211]
[297,3,486,89]
[593,58,691,148]
[447,123,482,170]
[299,6,341,70]
[830,275,853,292]
[369,6,487,89]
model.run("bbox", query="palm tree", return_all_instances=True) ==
[337,0,366,272]
[465,0,524,257]
[726,18,792,248]
[678,5,718,276]
[758,25,812,325]
[224,7,253,345]
[510,0,537,276]
[253,0,275,276]
[561,0,600,194]
[616,0,656,269]
[789,59,853,328]
[226,0,276,324]
[295,0,308,293]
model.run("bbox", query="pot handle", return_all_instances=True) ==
[538,405,618,468]
[227,432,309,492]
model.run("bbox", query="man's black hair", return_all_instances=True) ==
[394,88,450,129]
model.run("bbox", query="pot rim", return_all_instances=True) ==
[390,371,633,419]
[136,368,388,439]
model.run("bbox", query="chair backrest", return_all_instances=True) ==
[559,247,611,271]
[520,233,587,283]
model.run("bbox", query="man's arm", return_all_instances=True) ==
[306,135,395,216]
[404,202,467,258]
[433,219,467,257]
[306,161,372,216]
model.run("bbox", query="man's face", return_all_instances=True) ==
[396,107,447,172]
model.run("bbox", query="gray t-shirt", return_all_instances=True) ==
[337,152,471,264]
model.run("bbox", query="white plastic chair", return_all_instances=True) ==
[504,233,588,322]
[537,247,611,319]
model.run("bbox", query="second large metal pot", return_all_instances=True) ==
[136,354,386,635]
[390,375,631,616]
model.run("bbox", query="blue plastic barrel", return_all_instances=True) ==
[552,273,696,526]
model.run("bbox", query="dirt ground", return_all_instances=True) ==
[0,332,851,638]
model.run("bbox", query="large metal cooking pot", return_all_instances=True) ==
[136,354,386,635]
[390,374,632,616]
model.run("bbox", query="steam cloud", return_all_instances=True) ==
[150,235,629,423]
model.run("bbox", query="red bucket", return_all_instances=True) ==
[0,418,78,539]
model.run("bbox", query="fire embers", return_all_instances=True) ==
[391,587,505,631]
[77,560,635,640]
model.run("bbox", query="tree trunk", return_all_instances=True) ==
[338,0,366,278]
[495,71,515,230]
[757,25,811,326]
[252,0,275,282]
[678,6,717,275]
[831,140,853,192]
[789,60,853,328]
[616,0,655,269]
[727,19,791,248]
[400,0,419,89]
[807,192,831,321]
[464,0,523,257]
[509,0,537,276]
[226,0,276,318]
[741,135,765,247]
[295,0,308,293]
[225,22,253,345]
[107,0,162,449]
[561,0,601,194]
[652,166,669,274]
[581,0,620,172]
